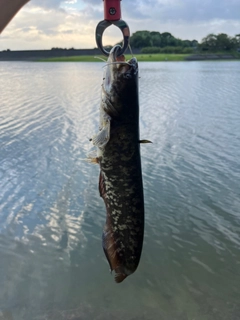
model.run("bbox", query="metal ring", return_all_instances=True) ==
[95,20,130,56]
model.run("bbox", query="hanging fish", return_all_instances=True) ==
[90,45,150,283]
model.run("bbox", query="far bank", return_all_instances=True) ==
[38,53,240,62]
[0,49,239,62]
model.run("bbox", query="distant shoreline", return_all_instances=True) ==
[185,54,240,61]
[0,49,239,62]
[39,54,240,62]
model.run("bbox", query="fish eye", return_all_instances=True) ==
[124,73,132,79]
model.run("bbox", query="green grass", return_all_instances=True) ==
[38,52,240,62]
[38,53,190,62]
[126,54,189,61]
[38,55,100,62]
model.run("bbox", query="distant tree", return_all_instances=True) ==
[201,33,217,51]
[150,31,162,47]
[191,40,198,48]
[141,46,161,54]
[161,32,174,46]
[175,38,184,47]
[128,30,201,51]
[130,31,152,48]
[161,32,173,38]
[235,34,240,46]
[149,31,161,37]
[200,33,238,52]
[141,46,194,54]
[182,40,192,48]
[216,33,232,50]
[230,37,240,50]
[130,31,145,48]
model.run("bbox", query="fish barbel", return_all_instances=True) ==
[91,45,145,283]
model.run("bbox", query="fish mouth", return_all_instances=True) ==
[109,45,127,65]
[103,45,138,93]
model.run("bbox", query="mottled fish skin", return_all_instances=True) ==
[95,45,144,283]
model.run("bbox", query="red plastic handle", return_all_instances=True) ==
[103,0,121,21]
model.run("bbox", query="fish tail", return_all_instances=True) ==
[114,272,127,283]
[114,266,130,283]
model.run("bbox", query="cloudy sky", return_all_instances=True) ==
[1,0,240,50]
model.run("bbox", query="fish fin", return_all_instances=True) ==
[86,157,99,164]
[86,150,99,164]
[139,139,152,144]
[114,272,127,283]
[99,171,106,198]
[92,118,110,148]
[102,96,119,118]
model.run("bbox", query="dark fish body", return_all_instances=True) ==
[92,46,144,283]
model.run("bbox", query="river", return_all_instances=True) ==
[0,61,240,320]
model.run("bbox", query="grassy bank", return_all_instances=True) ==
[38,53,189,62]
[38,52,240,62]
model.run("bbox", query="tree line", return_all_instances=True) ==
[200,33,240,52]
[129,31,240,54]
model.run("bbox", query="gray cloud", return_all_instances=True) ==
[27,0,240,22]
[156,0,240,22]
[80,0,240,22]
[81,0,99,4]
[30,0,63,9]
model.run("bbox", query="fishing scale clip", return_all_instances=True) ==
[95,0,130,56]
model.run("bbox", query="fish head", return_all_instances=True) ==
[102,45,139,118]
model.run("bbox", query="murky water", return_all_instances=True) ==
[0,61,240,320]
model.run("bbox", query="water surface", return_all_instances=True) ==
[0,61,240,320]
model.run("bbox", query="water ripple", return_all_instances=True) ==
[1,61,240,319]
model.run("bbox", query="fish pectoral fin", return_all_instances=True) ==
[86,150,99,164]
[139,139,152,144]
[92,118,110,148]
[86,157,99,164]
[102,93,119,118]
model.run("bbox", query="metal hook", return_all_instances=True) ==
[95,19,130,57]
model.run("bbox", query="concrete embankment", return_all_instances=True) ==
[0,48,141,61]
[0,50,238,62]
[0,49,102,61]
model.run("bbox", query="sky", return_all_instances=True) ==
[0,0,240,50]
